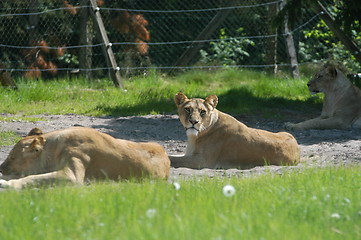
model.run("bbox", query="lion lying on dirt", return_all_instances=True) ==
[0,127,170,189]
[285,65,361,130]
[170,92,300,169]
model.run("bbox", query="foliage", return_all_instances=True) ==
[57,53,79,68]
[299,19,361,72]
[273,0,361,35]
[332,0,361,36]
[199,28,255,66]
[0,167,359,239]
[0,0,76,74]
[0,0,358,79]
[273,0,361,73]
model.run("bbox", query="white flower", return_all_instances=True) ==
[222,185,236,197]
[173,182,181,191]
[331,213,341,219]
[146,208,156,218]
[324,194,331,200]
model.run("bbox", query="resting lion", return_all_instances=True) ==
[0,127,170,189]
[170,92,300,169]
[285,65,361,130]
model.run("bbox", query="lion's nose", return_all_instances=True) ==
[189,119,199,125]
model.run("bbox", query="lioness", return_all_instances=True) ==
[170,92,300,169]
[285,65,361,130]
[0,127,170,189]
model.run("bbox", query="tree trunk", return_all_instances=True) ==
[28,0,40,44]
[265,2,279,74]
[281,0,300,79]
[79,0,93,79]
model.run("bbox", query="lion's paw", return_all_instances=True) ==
[0,179,11,188]
[284,122,295,130]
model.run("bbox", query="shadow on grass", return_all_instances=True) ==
[217,88,321,120]
[94,87,321,119]
[94,98,176,117]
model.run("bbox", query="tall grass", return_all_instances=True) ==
[0,69,320,117]
[0,167,359,240]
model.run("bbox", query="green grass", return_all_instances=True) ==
[0,70,358,239]
[0,69,321,117]
[0,167,359,240]
[0,131,22,147]
[0,116,45,122]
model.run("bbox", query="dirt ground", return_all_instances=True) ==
[0,113,360,180]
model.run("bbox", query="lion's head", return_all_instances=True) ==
[0,135,46,176]
[27,127,43,136]
[174,92,218,137]
[307,65,348,94]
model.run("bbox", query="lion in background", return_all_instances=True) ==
[0,127,170,189]
[286,64,361,130]
[170,92,300,169]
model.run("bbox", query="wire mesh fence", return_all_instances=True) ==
[0,0,359,82]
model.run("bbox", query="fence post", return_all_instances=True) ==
[28,0,40,44]
[265,2,279,74]
[88,0,123,88]
[281,0,300,79]
[79,0,93,79]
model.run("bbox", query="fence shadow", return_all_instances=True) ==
[95,87,321,119]
[216,87,321,120]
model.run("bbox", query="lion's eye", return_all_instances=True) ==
[200,110,206,116]
[184,107,191,113]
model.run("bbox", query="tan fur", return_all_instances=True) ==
[0,127,170,189]
[27,127,43,136]
[170,93,300,169]
[285,65,361,130]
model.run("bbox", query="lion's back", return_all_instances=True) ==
[43,127,170,179]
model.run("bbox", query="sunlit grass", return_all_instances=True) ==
[0,131,21,147]
[0,116,45,122]
[0,167,359,240]
[0,69,320,117]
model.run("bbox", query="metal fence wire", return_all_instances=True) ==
[0,0,358,80]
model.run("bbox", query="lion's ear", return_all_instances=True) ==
[205,95,218,109]
[30,137,46,151]
[174,92,188,106]
[326,66,338,78]
[27,127,43,136]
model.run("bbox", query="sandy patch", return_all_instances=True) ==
[1,113,360,179]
